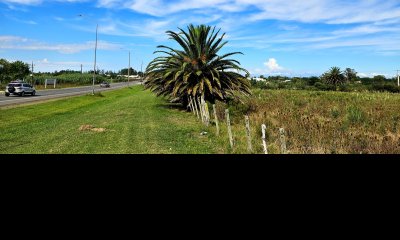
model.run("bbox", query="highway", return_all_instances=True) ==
[0,81,141,108]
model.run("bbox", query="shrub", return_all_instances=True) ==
[338,84,351,92]
[346,106,366,125]
[314,82,336,91]
[331,107,340,119]
[383,84,400,93]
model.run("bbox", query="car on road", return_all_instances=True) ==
[5,80,36,97]
[100,82,110,88]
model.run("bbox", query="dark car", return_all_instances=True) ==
[100,82,110,88]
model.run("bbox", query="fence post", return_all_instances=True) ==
[200,95,209,127]
[193,96,200,119]
[245,115,253,153]
[189,96,195,115]
[279,128,287,154]
[187,96,192,113]
[261,124,268,154]
[213,104,219,136]
[204,102,210,127]
[197,97,204,123]
[225,109,234,148]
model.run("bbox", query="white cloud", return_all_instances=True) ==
[0,35,122,54]
[1,0,88,4]
[264,58,283,72]
[2,0,43,4]
[358,72,394,78]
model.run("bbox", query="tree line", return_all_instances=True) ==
[251,67,399,93]
[0,58,144,86]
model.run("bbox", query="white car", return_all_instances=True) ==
[5,80,36,97]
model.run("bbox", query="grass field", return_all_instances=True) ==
[0,86,222,154]
[216,89,400,154]
[1,85,399,154]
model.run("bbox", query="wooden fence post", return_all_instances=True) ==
[189,96,195,115]
[187,96,192,113]
[213,104,219,136]
[225,109,234,148]
[193,96,200,119]
[261,124,268,154]
[279,128,287,154]
[245,115,253,153]
[204,102,210,127]
[197,97,204,123]
[201,96,209,126]
[191,98,196,115]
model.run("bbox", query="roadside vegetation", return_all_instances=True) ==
[0,58,143,90]
[211,89,400,154]
[0,86,222,154]
[250,67,400,93]
[1,85,398,154]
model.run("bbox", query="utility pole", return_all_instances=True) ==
[81,64,83,74]
[31,61,34,86]
[0,64,3,84]
[141,61,143,77]
[92,23,98,95]
[397,70,399,87]
[128,50,130,86]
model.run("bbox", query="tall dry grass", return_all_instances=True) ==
[210,89,400,154]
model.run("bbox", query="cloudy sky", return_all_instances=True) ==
[1,0,399,77]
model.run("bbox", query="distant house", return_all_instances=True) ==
[117,74,141,79]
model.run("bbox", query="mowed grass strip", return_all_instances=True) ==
[0,86,220,154]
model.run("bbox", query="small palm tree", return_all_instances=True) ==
[144,24,251,106]
[322,67,346,87]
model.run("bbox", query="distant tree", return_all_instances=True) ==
[373,75,386,84]
[259,75,265,79]
[119,67,137,75]
[344,68,357,82]
[307,76,321,86]
[321,67,346,88]
[9,61,30,80]
[0,59,11,83]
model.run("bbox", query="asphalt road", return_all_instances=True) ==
[0,81,141,108]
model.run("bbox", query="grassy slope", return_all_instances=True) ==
[0,86,221,154]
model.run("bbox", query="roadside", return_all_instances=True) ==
[0,85,220,154]
[0,91,4,95]
[0,82,137,108]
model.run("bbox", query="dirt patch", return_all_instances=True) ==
[79,125,106,132]
[92,128,106,132]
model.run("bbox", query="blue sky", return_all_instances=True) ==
[1,0,399,78]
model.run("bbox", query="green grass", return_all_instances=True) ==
[2,85,398,154]
[0,86,222,154]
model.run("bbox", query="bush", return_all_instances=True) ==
[314,82,336,91]
[346,106,366,125]
[368,83,399,93]
[338,84,351,92]
[383,84,400,93]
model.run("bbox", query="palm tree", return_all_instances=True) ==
[144,24,251,106]
[322,67,346,87]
